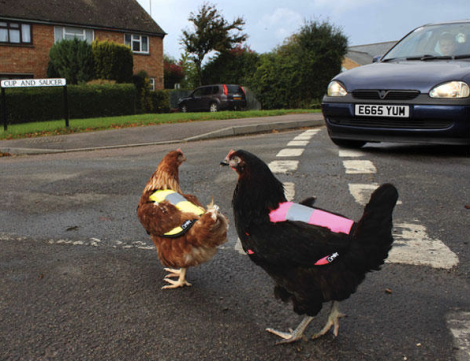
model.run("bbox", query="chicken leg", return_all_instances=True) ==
[311,301,346,339]
[266,316,314,344]
[162,267,191,289]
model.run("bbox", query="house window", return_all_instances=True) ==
[124,34,149,54]
[0,22,32,45]
[54,26,94,44]
[149,78,155,91]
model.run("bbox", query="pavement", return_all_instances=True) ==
[0,113,324,155]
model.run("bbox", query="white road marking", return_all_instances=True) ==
[349,183,402,206]
[283,182,295,201]
[302,129,321,136]
[348,184,455,268]
[343,160,377,174]
[276,148,304,157]
[269,160,299,173]
[446,311,470,361]
[338,149,366,158]
[293,129,319,140]
[234,238,245,255]
[388,222,459,269]
[287,140,309,147]
[348,183,380,206]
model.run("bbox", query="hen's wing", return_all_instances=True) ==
[137,199,188,237]
[241,220,352,268]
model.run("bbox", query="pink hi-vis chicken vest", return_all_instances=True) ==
[269,202,354,235]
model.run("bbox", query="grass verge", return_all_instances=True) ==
[0,109,320,140]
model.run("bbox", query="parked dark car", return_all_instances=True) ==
[322,20,470,148]
[178,84,246,112]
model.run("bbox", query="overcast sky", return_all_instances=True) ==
[137,0,470,60]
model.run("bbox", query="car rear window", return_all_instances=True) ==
[226,85,242,94]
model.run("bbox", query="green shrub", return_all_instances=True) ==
[246,20,347,109]
[132,71,153,113]
[48,39,95,85]
[150,90,171,113]
[69,84,136,119]
[1,84,137,125]
[92,39,133,83]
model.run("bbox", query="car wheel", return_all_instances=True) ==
[209,102,219,112]
[330,138,367,148]
[180,104,187,113]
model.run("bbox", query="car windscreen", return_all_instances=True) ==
[382,22,470,61]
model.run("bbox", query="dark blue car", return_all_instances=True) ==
[322,20,470,148]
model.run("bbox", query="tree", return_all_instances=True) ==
[202,44,259,85]
[180,3,247,86]
[178,52,198,89]
[248,20,348,109]
[164,55,185,89]
[48,39,95,84]
[281,20,348,103]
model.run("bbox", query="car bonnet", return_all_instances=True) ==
[334,61,470,93]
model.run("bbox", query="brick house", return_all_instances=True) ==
[0,0,166,89]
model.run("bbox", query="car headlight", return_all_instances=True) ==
[429,81,470,98]
[327,81,347,97]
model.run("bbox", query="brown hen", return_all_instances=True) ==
[137,149,228,289]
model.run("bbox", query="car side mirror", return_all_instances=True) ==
[372,55,382,63]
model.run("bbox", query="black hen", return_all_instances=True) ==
[222,149,398,344]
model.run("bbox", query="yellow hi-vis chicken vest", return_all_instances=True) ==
[149,189,205,238]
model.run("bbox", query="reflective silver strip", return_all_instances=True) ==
[285,203,311,223]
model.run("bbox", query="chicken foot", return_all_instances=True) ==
[266,316,314,344]
[311,301,346,339]
[162,267,192,289]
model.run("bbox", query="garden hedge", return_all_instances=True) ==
[0,84,171,125]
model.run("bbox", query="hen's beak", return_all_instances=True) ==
[220,158,229,167]
[220,149,235,167]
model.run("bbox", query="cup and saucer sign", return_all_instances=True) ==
[0,78,67,88]
[1,78,69,130]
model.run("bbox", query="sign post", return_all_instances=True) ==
[0,78,68,131]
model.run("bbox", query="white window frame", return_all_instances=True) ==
[54,26,94,44]
[149,78,155,91]
[124,34,149,54]
[63,27,86,41]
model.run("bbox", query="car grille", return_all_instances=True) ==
[352,90,420,100]
[329,117,453,129]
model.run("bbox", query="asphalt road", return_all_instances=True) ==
[0,124,469,361]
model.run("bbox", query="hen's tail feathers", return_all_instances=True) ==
[348,183,399,273]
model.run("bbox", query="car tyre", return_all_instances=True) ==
[330,138,367,148]
[180,104,187,113]
[209,102,219,112]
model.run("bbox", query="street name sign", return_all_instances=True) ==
[1,78,69,130]
[1,78,66,88]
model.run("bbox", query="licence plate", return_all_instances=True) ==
[355,104,409,118]
[233,97,242,100]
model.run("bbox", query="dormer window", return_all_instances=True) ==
[0,21,32,44]
[124,34,149,54]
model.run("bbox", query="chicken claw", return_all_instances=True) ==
[162,268,192,289]
[311,301,346,339]
[266,316,314,345]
